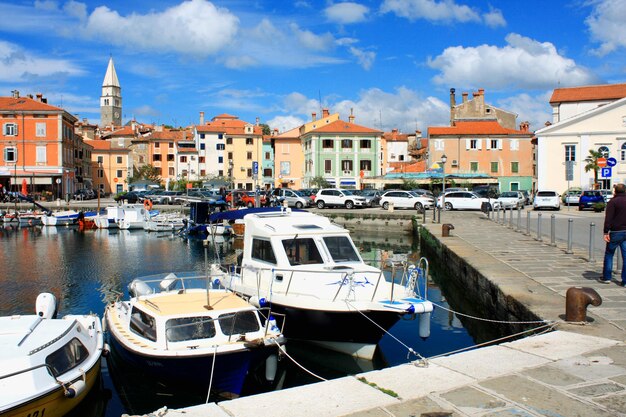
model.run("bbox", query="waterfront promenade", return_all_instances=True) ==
[126,210,626,417]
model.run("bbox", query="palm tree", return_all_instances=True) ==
[584,149,603,189]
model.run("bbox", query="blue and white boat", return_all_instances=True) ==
[41,210,80,226]
[217,209,434,359]
[104,271,284,399]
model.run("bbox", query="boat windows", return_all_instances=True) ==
[218,311,259,335]
[251,238,277,264]
[130,307,157,342]
[45,337,89,377]
[323,236,360,262]
[166,317,216,342]
[282,238,323,266]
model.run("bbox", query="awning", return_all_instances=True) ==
[340,179,356,186]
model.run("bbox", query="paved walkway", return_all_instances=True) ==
[128,211,626,417]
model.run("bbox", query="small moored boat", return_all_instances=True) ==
[0,293,105,417]
[104,270,285,399]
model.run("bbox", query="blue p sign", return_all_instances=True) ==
[601,167,612,178]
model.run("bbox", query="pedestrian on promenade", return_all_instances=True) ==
[601,183,626,286]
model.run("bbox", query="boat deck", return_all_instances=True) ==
[137,291,251,317]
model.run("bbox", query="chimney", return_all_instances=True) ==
[520,121,530,132]
[478,88,484,96]
[36,93,43,102]
[256,117,259,126]
[11,90,19,98]
[199,111,205,125]
[322,108,330,118]
[462,92,468,103]
[416,130,422,138]
[450,88,456,125]
[348,108,354,123]
[312,112,317,122]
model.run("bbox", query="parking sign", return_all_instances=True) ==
[601,167,612,178]
[252,161,258,175]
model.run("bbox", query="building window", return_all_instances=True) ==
[263,168,272,177]
[228,152,233,160]
[218,170,223,176]
[218,133,223,139]
[200,143,205,150]
[469,139,478,149]
[3,123,17,136]
[247,152,252,160]
[360,160,371,171]
[324,159,332,174]
[36,123,46,137]
[470,161,478,172]
[246,138,253,145]
[434,139,444,151]
[247,168,252,177]
[490,162,498,173]
[265,152,271,160]
[341,139,352,149]
[153,154,162,161]
[116,170,123,177]
[218,156,223,163]
[490,139,500,149]
[154,142,160,148]
[180,156,187,163]
[341,160,353,172]
[323,139,333,149]
[598,146,610,158]
[200,169,205,176]
[216,143,225,150]
[167,154,174,162]
[199,156,205,163]
[511,161,519,173]
[4,147,16,163]
[280,161,290,175]
[199,133,205,139]
[116,156,122,164]
[621,143,626,161]
[510,139,519,151]
[565,145,576,161]
[36,145,46,163]
[360,140,371,149]
[97,156,103,163]
[226,138,233,145]
[169,142,174,148]
[169,168,175,176]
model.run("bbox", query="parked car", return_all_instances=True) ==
[411,188,435,199]
[151,191,184,205]
[271,188,311,208]
[226,190,264,208]
[519,190,531,205]
[562,190,581,206]
[533,190,560,211]
[314,188,366,209]
[174,191,216,205]
[358,189,383,207]
[578,190,604,211]
[73,189,95,200]
[496,191,525,209]
[379,190,434,211]
[437,191,499,211]
[599,189,613,203]
[114,191,141,204]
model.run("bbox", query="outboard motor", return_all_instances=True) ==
[128,279,154,297]
[36,293,57,319]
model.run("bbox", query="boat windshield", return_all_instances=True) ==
[218,311,259,335]
[323,236,360,263]
[45,337,90,377]
[166,317,216,342]
[281,237,323,266]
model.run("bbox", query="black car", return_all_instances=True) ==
[114,191,141,204]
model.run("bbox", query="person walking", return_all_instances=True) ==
[601,183,626,286]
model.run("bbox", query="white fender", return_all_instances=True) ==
[64,379,86,398]
[265,354,278,383]
[419,312,431,339]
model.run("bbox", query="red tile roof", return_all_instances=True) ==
[388,160,427,173]
[309,119,382,134]
[429,120,529,136]
[549,83,626,104]
[84,139,111,150]
[0,96,63,112]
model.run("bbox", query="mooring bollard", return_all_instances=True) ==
[536,212,542,241]
[566,218,573,254]
[442,223,454,237]
[565,287,601,322]
[589,222,596,263]
[550,214,556,246]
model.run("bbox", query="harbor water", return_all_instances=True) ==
[0,225,475,416]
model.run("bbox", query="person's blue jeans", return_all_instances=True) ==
[603,230,626,283]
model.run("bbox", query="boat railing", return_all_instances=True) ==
[0,362,65,387]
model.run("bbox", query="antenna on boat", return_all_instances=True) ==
[203,239,214,310]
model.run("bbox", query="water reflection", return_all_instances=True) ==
[0,226,475,417]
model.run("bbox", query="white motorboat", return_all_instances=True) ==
[144,213,186,232]
[93,206,123,229]
[0,293,105,417]
[104,271,284,399]
[217,209,434,359]
[117,204,152,230]
[41,210,79,226]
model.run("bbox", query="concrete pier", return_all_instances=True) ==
[126,210,626,417]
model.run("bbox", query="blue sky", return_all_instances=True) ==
[1,0,625,134]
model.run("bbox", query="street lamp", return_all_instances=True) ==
[441,154,447,211]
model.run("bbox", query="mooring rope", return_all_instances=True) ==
[271,339,327,382]
[205,344,218,404]
[431,301,555,325]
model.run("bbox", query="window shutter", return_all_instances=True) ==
[477,139,482,150]
[498,140,503,150]
[465,139,470,150]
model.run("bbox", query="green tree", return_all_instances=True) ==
[259,123,271,136]
[310,176,330,188]
[126,164,162,185]
[401,179,419,190]
[584,149,603,189]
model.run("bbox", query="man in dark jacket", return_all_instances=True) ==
[602,183,626,285]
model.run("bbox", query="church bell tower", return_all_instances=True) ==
[100,57,122,126]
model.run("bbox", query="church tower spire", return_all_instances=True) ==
[100,57,122,127]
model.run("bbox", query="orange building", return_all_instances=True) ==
[0,91,80,199]
[85,139,131,195]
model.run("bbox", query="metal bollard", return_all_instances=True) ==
[442,223,454,237]
[565,287,602,322]
[536,212,542,241]
[589,222,596,263]
[516,207,521,231]
[422,209,426,224]
[437,207,441,224]
[509,206,514,228]
[432,205,437,222]
[526,211,531,236]
[566,219,573,254]
[550,214,556,246]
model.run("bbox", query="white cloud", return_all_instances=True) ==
[483,7,506,28]
[132,105,161,117]
[0,41,84,82]
[80,0,239,57]
[496,91,553,132]
[34,0,58,11]
[349,47,376,70]
[272,88,449,133]
[267,115,306,133]
[324,2,369,24]
[428,33,598,90]
[380,0,480,24]
[63,1,87,20]
[586,0,626,56]
[289,23,336,51]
